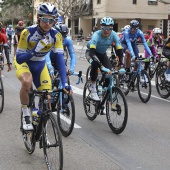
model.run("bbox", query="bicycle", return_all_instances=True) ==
[51,70,83,137]
[155,65,170,99]
[119,57,152,103]
[83,68,128,134]
[20,89,63,170]
[144,54,167,80]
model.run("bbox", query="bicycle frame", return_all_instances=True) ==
[98,70,125,109]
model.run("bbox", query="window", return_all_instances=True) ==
[97,0,101,4]
[133,0,137,4]
[148,0,158,5]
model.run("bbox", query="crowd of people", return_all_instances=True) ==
[0,2,169,129]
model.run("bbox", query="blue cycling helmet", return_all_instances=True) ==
[100,16,114,26]
[9,25,12,28]
[55,24,68,37]
[37,3,58,18]
[130,20,139,29]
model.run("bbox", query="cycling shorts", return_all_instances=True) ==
[14,56,52,90]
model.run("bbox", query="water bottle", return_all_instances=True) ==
[150,62,155,71]
[98,85,103,96]
[32,108,39,125]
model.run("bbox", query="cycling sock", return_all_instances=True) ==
[21,104,30,117]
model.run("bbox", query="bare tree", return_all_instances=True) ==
[53,0,92,38]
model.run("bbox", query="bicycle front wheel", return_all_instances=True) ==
[20,109,36,154]
[43,111,63,170]
[155,68,170,99]
[83,81,98,121]
[0,77,4,113]
[57,95,75,137]
[137,70,151,103]
[106,87,128,134]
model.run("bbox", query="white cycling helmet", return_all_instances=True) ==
[37,3,58,18]
[124,25,130,30]
[153,28,161,34]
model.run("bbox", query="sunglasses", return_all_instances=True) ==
[130,27,138,31]
[156,33,160,35]
[101,26,113,31]
[40,17,55,24]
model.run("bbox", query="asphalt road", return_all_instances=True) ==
[0,44,169,170]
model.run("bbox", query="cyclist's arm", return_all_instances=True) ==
[65,37,76,72]
[16,29,35,64]
[88,32,102,67]
[53,32,66,88]
[140,31,152,56]
[45,51,53,71]
[113,32,124,64]
[124,31,136,59]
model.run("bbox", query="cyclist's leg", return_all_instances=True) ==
[144,49,150,71]
[14,56,33,130]
[30,61,52,108]
[90,54,100,101]
[13,36,17,56]
[98,53,112,87]
[122,44,131,72]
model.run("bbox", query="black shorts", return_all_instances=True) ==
[7,35,12,41]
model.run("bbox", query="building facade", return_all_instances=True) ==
[33,0,169,38]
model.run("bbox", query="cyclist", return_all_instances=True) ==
[120,20,153,89]
[144,28,164,71]
[14,2,67,131]
[6,25,14,53]
[0,24,12,71]
[13,20,25,56]
[0,22,6,34]
[45,23,76,101]
[162,36,170,81]
[86,16,124,101]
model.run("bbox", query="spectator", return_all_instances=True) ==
[79,28,83,36]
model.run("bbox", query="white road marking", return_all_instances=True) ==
[53,111,81,129]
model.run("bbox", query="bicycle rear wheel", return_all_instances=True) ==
[137,70,151,103]
[57,94,75,137]
[43,111,63,170]
[83,81,98,121]
[105,87,128,134]
[20,109,36,154]
[155,68,170,99]
[0,77,4,113]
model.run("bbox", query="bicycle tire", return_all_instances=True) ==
[118,74,129,96]
[43,111,63,170]
[155,68,170,99]
[57,94,75,137]
[137,70,152,103]
[0,77,4,113]
[83,81,98,121]
[20,109,36,154]
[86,65,91,82]
[105,87,128,134]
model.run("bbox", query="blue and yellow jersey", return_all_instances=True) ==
[16,24,64,62]
[87,30,122,54]
[15,25,66,89]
